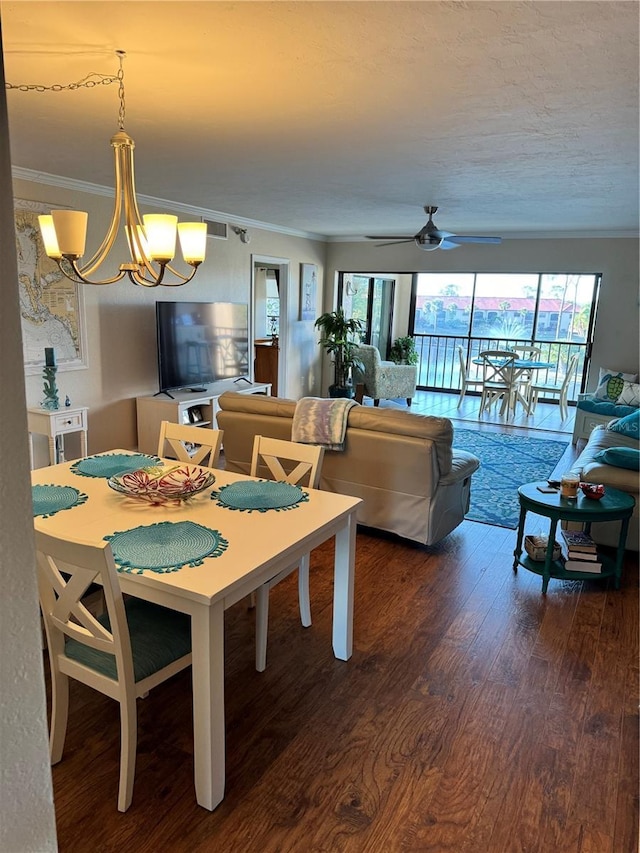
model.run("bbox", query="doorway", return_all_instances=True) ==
[251,255,290,396]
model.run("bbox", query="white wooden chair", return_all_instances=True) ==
[157,420,223,467]
[250,435,325,672]
[528,353,580,421]
[478,349,518,416]
[457,345,484,407]
[36,530,192,812]
[510,344,542,401]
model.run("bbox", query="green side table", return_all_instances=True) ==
[513,481,635,593]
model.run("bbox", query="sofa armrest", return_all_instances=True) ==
[440,450,480,485]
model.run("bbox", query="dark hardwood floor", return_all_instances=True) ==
[48,514,638,852]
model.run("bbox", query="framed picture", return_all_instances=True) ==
[299,263,317,321]
[15,199,88,374]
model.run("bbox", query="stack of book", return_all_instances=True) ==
[560,529,602,573]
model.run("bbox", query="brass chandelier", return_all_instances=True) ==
[35,51,207,286]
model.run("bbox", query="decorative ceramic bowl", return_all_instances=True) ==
[580,482,605,500]
[108,465,215,504]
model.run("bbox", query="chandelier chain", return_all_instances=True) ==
[117,52,126,130]
[5,50,126,128]
[5,72,119,94]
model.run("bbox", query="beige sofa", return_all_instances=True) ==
[216,392,480,546]
[570,425,639,550]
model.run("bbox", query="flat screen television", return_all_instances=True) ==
[156,301,249,393]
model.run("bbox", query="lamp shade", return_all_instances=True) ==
[177,222,207,264]
[38,215,62,260]
[51,210,88,258]
[143,214,178,263]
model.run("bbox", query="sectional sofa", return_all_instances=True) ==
[216,392,480,546]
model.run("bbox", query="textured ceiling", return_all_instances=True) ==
[2,1,639,239]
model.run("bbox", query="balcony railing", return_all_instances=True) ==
[413,334,586,403]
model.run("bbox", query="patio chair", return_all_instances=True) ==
[36,530,192,812]
[478,349,518,416]
[457,345,484,407]
[510,344,542,400]
[528,353,580,421]
[157,420,223,467]
[353,344,417,406]
[250,435,325,671]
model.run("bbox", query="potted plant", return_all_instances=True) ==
[389,335,418,365]
[314,308,364,397]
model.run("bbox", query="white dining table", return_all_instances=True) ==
[31,451,361,810]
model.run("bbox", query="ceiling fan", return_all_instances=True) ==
[366,206,503,251]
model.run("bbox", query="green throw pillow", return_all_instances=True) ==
[594,446,640,471]
[607,409,640,439]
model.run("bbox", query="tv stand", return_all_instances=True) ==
[136,379,272,455]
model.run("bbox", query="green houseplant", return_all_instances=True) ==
[314,308,364,397]
[389,335,418,365]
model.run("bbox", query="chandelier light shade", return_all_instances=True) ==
[36,52,207,287]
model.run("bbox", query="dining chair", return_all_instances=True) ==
[36,529,192,812]
[157,420,223,467]
[528,352,580,421]
[511,344,542,361]
[478,349,518,416]
[510,344,542,402]
[250,435,325,672]
[456,345,484,407]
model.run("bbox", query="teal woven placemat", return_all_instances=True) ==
[104,520,228,574]
[32,484,88,518]
[71,453,161,479]
[211,480,309,512]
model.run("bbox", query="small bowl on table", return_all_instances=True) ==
[580,482,605,501]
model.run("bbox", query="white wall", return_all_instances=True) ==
[326,237,640,388]
[13,176,326,462]
[0,42,58,853]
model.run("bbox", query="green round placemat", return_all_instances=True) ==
[104,520,228,574]
[71,453,161,479]
[211,480,309,512]
[32,484,88,518]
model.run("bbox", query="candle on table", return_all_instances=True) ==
[45,347,56,367]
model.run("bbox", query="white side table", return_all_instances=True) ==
[27,406,88,468]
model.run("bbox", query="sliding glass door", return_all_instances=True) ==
[339,273,395,357]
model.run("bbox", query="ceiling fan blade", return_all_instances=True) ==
[430,229,454,240]
[446,235,503,245]
[365,235,415,241]
[439,239,461,250]
[374,239,416,247]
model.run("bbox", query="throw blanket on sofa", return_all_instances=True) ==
[292,397,357,451]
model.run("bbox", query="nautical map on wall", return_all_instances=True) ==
[15,199,87,374]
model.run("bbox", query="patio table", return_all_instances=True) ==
[472,356,555,418]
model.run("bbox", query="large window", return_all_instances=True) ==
[410,272,601,401]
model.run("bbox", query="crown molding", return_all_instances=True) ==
[11,166,328,242]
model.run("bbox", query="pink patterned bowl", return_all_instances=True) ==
[580,482,605,500]
[108,465,215,504]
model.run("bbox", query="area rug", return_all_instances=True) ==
[453,429,569,528]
